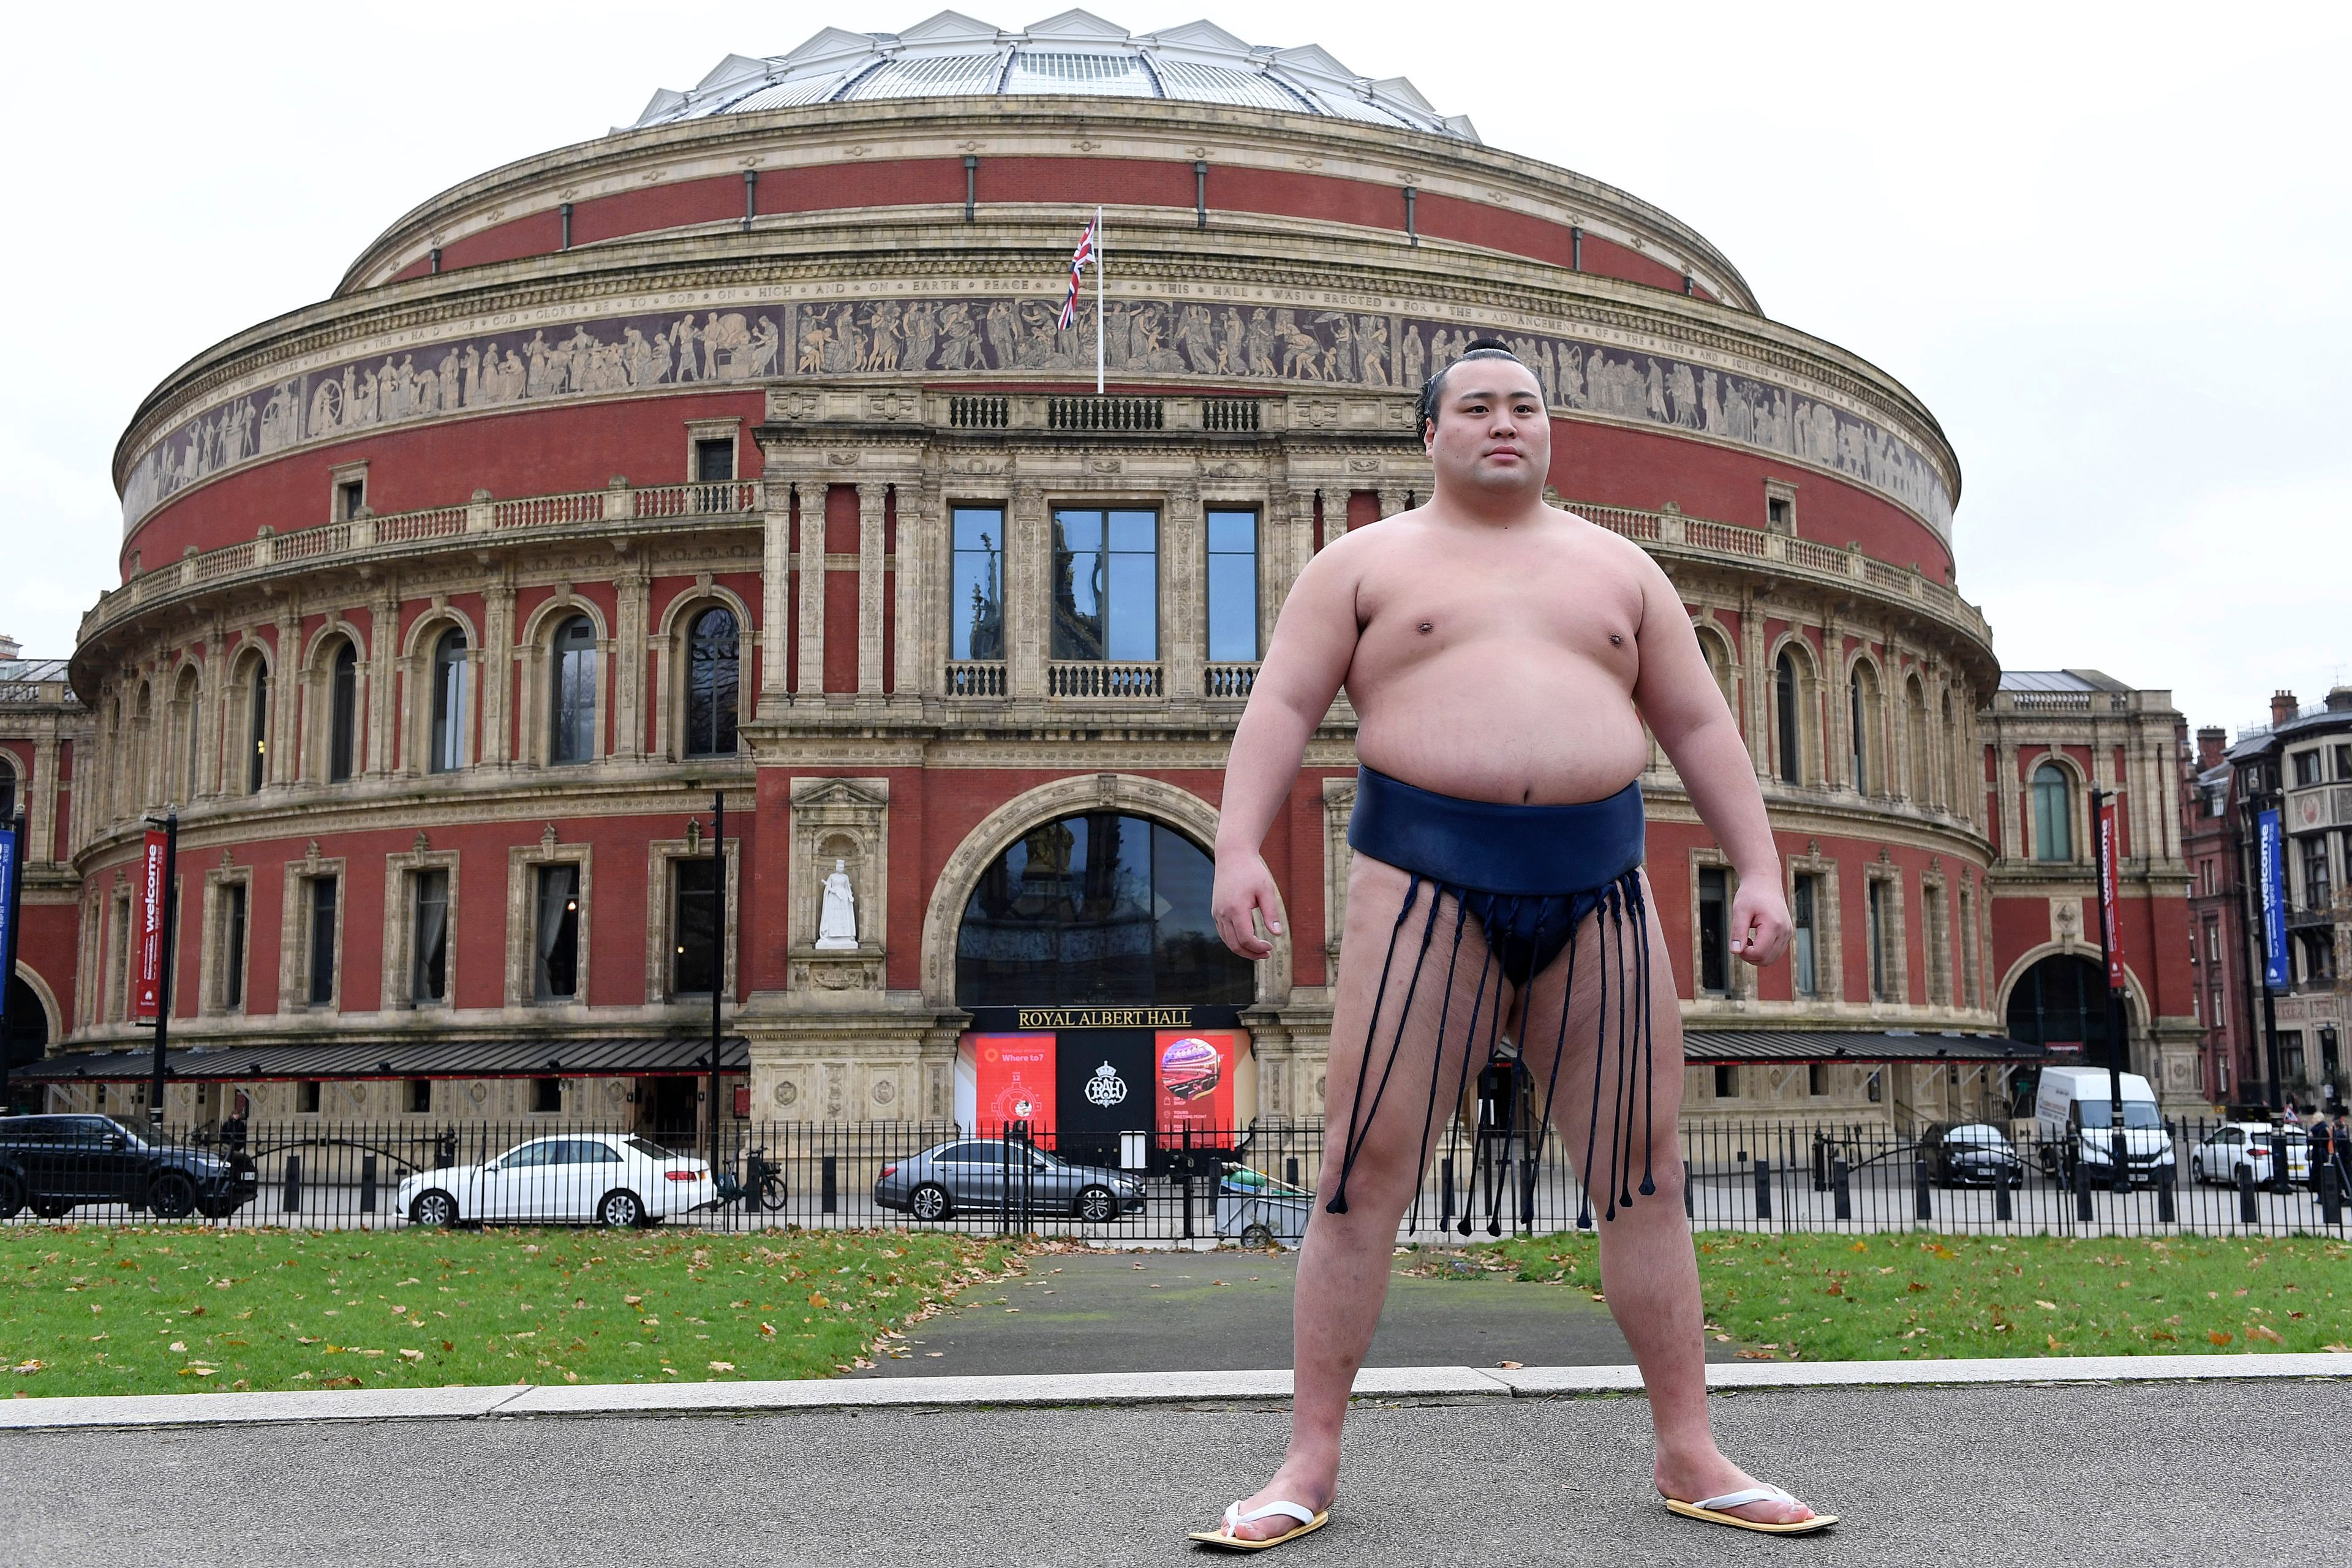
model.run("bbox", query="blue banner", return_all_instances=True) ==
[0,821,17,969]
[2258,809,2290,991]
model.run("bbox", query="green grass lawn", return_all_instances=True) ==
[1446,1232,2352,1362]
[1,1226,1025,1398]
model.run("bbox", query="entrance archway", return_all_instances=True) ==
[2005,952,2120,1053]
[955,810,1251,1008]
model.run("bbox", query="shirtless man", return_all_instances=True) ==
[1192,341,1830,1548]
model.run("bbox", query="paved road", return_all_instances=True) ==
[856,1248,1745,1376]
[4,1379,2342,1565]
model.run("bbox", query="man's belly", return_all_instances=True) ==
[1349,662,1653,805]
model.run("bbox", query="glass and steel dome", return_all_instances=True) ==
[627,9,1478,141]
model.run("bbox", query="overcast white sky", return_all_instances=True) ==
[4,1,2343,736]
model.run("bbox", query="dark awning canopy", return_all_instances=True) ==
[1680,1030,2048,1066]
[15,1036,750,1083]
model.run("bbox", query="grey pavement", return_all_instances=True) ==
[5,1378,2345,1566]
[854,1248,1743,1376]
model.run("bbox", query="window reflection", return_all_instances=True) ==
[1051,508,1156,662]
[956,812,1251,1007]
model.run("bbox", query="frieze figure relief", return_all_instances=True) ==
[125,288,1956,537]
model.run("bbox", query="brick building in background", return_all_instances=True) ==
[6,11,2208,1139]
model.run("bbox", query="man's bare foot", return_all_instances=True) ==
[1654,1449,1819,1526]
[1210,1458,1337,1542]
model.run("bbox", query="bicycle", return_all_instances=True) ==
[710,1146,788,1212]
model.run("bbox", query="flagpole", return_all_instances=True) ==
[1094,205,1104,395]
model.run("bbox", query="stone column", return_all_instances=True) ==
[1740,595,1768,780]
[1164,480,1204,698]
[366,586,399,778]
[271,603,300,792]
[856,483,886,698]
[1822,617,1850,792]
[480,576,515,767]
[758,483,793,715]
[29,733,58,865]
[796,483,826,699]
[611,561,649,758]
[196,625,225,800]
[1377,485,1409,519]
[892,475,936,700]
[1007,483,1048,699]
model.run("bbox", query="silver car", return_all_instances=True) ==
[873,1139,1147,1223]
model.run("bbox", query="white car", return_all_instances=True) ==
[398,1134,714,1227]
[2190,1123,2310,1186]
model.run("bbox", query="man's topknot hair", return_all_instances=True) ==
[1419,336,1527,430]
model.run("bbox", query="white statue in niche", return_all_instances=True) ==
[816,858,859,950]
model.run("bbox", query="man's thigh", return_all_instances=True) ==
[1321,854,1511,1182]
[1514,870,1685,1186]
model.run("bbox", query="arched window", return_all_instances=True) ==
[326,639,358,783]
[2032,762,2073,862]
[175,666,202,801]
[246,662,270,795]
[549,616,597,765]
[1848,669,1871,794]
[1774,649,1802,785]
[2005,953,2110,1052]
[428,629,467,774]
[956,812,1254,1008]
[1905,677,1929,805]
[684,608,739,757]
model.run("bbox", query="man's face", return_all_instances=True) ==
[1423,360,1550,499]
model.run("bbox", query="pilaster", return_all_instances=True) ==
[759,487,793,713]
[366,585,398,778]
[796,482,826,698]
[480,574,515,767]
[611,559,649,758]
[1164,479,1204,699]
[1007,483,1048,699]
[856,482,885,698]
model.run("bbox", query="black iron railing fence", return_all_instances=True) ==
[0,1115,2343,1240]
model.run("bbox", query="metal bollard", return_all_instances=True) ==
[2155,1159,2176,1224]
[358,1155,377,1215]
[1439,1155,1456,1231]
[820,1155,838,1215]
[1753,1155,1772,1222]
[1812,1133,1831,1193]
[1284,1156,1300,1191]
[1833,1158,1852,1222]
[1913,1156,1932,1222]
[1682,1159,1694,1221]
[2321,1163,2343,1227]
[2236,1162,2259,1226]
[282,1153,302,1215]
[1995,1172,2013,1223]
[2075,1161,2094,1223]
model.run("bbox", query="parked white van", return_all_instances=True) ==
[2033,1066,2176,1186]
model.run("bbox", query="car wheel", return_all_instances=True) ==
[409,1189,459,1227]
[2191,1155,2205,1183]
[597,1189,646,1228]
[28,1196,74,1219]
[1241,1221,1278,1249]
[909,1183,951,1222]
[148,1172,198,1221]
[0,1171,22,1219]
[1074,1184,1117,1223]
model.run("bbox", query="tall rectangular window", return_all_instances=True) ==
[327,643,357,783]
[549,617,597,764]
[1051,507,1157,660]
[1205,509,1259,662]
[2294,750,2321,787]
[1697,867,1729,995]
[338,480,366,521]
[1924,886,1950,1005]
[2300,836,2330,910]
[1807,1063,1828,1096]
[1866,879,1890,1002]
[410,869,450,1005]
[298,1080,321,1114]
[951,507,1005,662]
[247,665,270,794]
[534,864,580,1000]
[407,1079,432,1114]
[1791,875,1819,998]
[693,437,734,512]
[1713,1065,1737,1099]
[222,884,247,1012]
[306,876,338,1006]
[429,630,467,773]
[672,857,719,996]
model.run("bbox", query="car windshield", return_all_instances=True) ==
[2075,1101,2162,1129]
[624,1136,678,1161]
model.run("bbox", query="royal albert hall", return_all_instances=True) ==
[35,10,2068,1141]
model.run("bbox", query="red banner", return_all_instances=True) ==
[2097,798,2125,992]
[134,831,167,1020]
[1155,1030,1238,1143]
[971,1033,1057,1142]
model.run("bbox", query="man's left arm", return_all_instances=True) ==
[1627,554,1791,967]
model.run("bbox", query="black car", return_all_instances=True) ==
[1921,1121,2026,1188]
[0,1115,257,1220]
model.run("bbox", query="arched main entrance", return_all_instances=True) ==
[954,810,1253,1161]
[2005,953,2119,1054]
[6,975,50,1113]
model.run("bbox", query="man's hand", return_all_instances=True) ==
[1728,877,1792,967]
[1212,850,1284,960]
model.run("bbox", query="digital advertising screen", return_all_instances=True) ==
[970,1032,1057,1142]
[1154,1029,1238,1143]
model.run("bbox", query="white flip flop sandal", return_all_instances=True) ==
[1187,1499,1331,1551]
[1664,1484,1837,1534]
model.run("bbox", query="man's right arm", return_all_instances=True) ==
[1210,541,1364,959]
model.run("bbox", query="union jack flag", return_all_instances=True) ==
[1057,219,1098,330]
